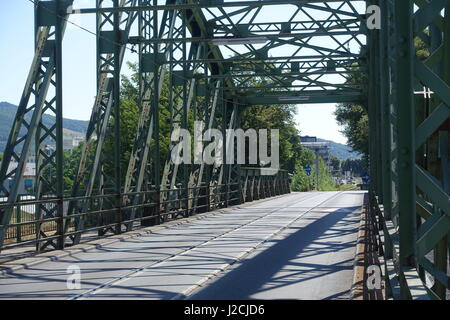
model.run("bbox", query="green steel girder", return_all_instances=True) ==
[120,1,367,100]
[123,0,183,229]
[242,91,364,105]
[369,0,450,300]
[0,0,74,250]
[66,0,139,244]
[71,0,365,14]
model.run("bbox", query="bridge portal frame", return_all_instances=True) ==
[0,0,367,253]
[3,0,450,301]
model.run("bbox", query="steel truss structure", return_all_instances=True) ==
[0,0,448,300]
[368,0,450,300]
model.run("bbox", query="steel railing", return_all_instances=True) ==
[0,169,290,252]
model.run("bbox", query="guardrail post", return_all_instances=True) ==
[16,202,21,243]
[206,185,211,212]
[115,193,122,235]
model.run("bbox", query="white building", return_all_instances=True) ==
[300,136,331,164]
[61,128,85,150]
[3,160,36,195]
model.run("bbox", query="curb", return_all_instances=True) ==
[349,209,367,300]
[350,193,384,300]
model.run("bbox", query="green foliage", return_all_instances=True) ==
[102,98,140,184]
[290,149,337,192]
[102,62,173,185]
[415,34,430,61]
[340,158,367,176]
[59,61,337,193]
[240,104,301,170]
[290,148,315,192]
[329,155,341,173]
[63,146,81,190]
[315,157,337,191]
[334,103,369,159]
[239,102,336,192]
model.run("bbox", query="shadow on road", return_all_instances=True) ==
[189,206,361,300]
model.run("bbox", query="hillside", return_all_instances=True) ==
[317,138,361,160]
[0,101,89,152]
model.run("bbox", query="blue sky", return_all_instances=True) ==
[0,1,364,145]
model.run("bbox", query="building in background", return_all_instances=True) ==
[2,155,36,195]
[300,136,330,164]
[63,136,84,150]
[63,129,84,150]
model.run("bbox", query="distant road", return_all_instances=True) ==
[0,191,365,300]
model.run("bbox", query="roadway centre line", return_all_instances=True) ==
[69,192,328,300]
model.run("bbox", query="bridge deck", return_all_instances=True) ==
[0,191,366,300]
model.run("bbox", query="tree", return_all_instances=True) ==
[334,103,369,159]
[240,104,302,170]
[290,148,336,192]
[101,62,173,186]
[60,61,334,194]
[290,148,315,192]
[341,158,367,176]
[329,155,341,174]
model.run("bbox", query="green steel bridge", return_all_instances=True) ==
[0,0,449,300]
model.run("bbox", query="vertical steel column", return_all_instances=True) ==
[374,9,383,200]
[367,1,378,202]
[0,0,74,251]
[54,0,65,249]
[190,78,221,214]
[387,0,399,224]
[181,10,189,217]
[393,0,416,271]
[379,0,392,219]
[113,0,122,235]
[368,0,382,200]
[124,0,179,228]
[33,0,69,251]
[66,0,136,243]
[152,0,161,224]
[428,7,449,300]
[439,5,450,299]
[234,103,244,205]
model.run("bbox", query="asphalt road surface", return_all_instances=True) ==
[0,191,366,300]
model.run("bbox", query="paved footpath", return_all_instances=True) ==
[0,191,366,300]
